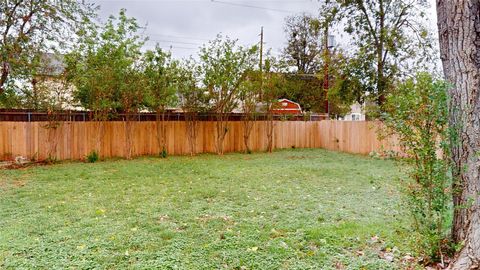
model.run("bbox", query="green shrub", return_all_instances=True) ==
[383,72,452,261]
[87,150,99,163]
[160,147,168,158]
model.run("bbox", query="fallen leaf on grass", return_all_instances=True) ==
[356,250,365,256]
[335,261,345,269]
[379,251,395,262]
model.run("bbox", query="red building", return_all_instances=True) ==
[271,99,302,115]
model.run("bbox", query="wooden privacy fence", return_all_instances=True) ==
[0,121,400,161]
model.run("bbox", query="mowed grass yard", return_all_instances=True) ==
[0,149,413,269]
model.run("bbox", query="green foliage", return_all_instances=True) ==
[283,13,323,74]
[87,150,99,163]
[198,35,258,154]
[261,57,288,153]
[0,1,96,105]
[177,59,207,114]
[160,147,168,159]
[261,57,286,108]
[279,74,326,113]
[383,72,451,261]
[65,9,145,119]
[238,70,261,116]
[322,0,436,108]
[327,51,371,116]
[0,149,413,269]
[279,50,362,116]
[176,59,207,156]
[143,47,178,113]
[199,35,258,115]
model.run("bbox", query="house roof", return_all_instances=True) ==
[278,98,301,108]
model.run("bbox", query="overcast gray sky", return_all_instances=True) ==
[91,0,437,59]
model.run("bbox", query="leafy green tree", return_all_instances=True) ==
[283,13,323,74]
[32,68,73,162]
[198,35,257,155]
[238,70,261,153]
[120,66,146,160]
[383,72,450,261]
[279,74,325,113]
[66,9,145,159]
[0,0,95,103]
[326,51,367,117]
[143,47,178,157]
[261,57,285,153]
[177,59,206,156]
[323,0,434,107]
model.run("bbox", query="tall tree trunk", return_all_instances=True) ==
[215,112,229,155]
[437,1,480,268]
[156,108,167,156]
[0,62,9,95]
[94,110,108,158]
[95,121,105,157]
[46,123,60,161]
[125,112,134,160]
[377,0,386,106]
[266,111,274,153]
[32,79,39,110]
[185,111,197,156]
[243,119,253,154]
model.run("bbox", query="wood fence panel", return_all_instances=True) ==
[0,121,401,161]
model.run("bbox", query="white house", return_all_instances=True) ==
[342,102,366,121]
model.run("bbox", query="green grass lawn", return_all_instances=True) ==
[0,149,413,269]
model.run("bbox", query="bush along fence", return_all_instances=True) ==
[0,120,400,161]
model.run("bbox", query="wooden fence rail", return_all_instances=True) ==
[0,121,400,161]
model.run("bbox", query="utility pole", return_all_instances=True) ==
[259,26,264,72]
[323,23,330,118]
[259,27,264,96]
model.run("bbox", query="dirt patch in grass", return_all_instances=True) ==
[0,173,29,191]
[10,179,27,188]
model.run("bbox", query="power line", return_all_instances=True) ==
[210,0,296,13]
[143,44,198,50]
[147,33,210,41]
[146,39,202,46]
[161,46,198,50]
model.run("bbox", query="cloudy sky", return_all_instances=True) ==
[91,0,438,60]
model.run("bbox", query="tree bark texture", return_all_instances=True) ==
[242,119,254,153]
[266,112,274,153]
[215,113,229,155]
[437,1,480,268]
[125,113,135,160]
[185,112,198,156]
[156,109,167,155]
